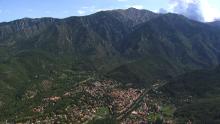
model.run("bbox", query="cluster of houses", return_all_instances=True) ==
[120,83,175,124]
[110,88,143,113]
[25,79,174,124]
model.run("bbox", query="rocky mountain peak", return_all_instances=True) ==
[104,8,158,27]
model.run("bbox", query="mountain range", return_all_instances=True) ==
[1,8,220,84]
[1,8,220,123]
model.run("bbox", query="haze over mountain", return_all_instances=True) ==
[1,8,220,123]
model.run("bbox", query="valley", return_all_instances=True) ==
[9,77,173,124]
[0,8,220,123]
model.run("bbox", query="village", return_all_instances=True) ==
[120,80,175,124]
[19,79,175,124]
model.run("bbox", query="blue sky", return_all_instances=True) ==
[0,0,219,22]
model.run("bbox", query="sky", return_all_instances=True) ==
[0,0,220,22]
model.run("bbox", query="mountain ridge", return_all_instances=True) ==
[1,7,220,123]
[1,8,220,83]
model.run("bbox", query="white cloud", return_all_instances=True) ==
[167,0,220,22]
[200,0,220,22]
[77,10,86,15]
[168,0,204,21]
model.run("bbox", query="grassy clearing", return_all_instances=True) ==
[96,107,110,117]
[161,105,175,118]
